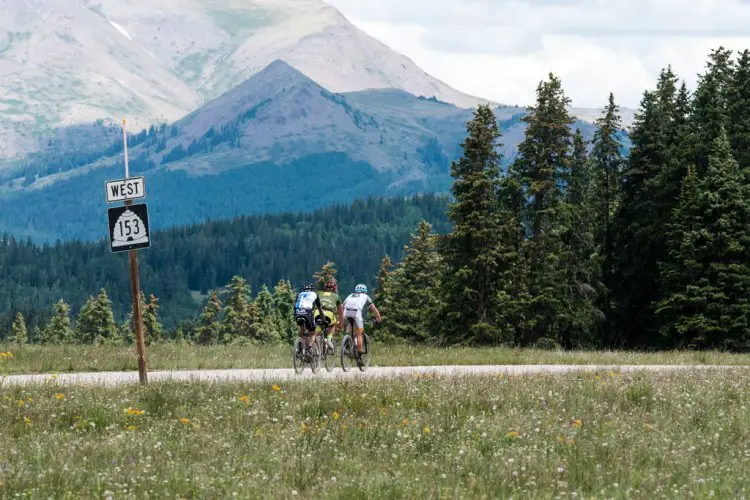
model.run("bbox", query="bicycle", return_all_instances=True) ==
[292,316,323,375]
[315,318,338,373]
[340,317,375,372]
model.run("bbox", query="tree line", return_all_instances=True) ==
[373,46,750,351]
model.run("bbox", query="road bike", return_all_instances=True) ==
[340,317,375,372]
[292,316,323,374]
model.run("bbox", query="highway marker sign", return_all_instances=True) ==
[108,203,151,253]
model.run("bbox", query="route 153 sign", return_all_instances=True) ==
[107,204,151,253]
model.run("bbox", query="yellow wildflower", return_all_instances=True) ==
[402,418,410,426]
[127,425,137,431]
[332,411,340,421]
[301,423,310,433]
[271,385,282,392]
[0,352,13,360]
[179,418,190,425]
[423,426,431,434]
[238,395,250,403]
[556,436,565,443]
[23,416,31,426]
[54,393,65,400]
[506,431,520,439]
[571,419,582,428]
[125,407,145,416]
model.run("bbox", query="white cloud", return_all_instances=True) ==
[326,0,750,108]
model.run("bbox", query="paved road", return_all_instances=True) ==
[1,364,745,387]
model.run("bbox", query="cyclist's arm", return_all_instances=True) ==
[337,303,344,330]
[315,297,325,319]
[368,303,382,323]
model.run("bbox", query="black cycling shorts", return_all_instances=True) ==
[295,309,315,332]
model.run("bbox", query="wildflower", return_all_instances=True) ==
[556,436,566,444]
[571,419,582,428]
[402,418,410,426]
[23,416,31,426]
[179,418,190,424]
[54,393,65,400]
[127,425,137,431]
[301,423,310,433]
[332,411,340,421]
[423,426,431,434]
[125,407,145,416]
[238,395,250,403]
[0,352,13,360]
[506,431,520,439]
[271,385,282,392]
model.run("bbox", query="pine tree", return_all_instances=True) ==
[42,299,75,344]
[373,256,397,341]
[514,73,576,345]
[221,276,253,342]
[313,261,337,289]
[590,93,624,334]
[272,280,297,344]
[692,47,735,173]
[11,312,28,345]
[142,293,163,345]
[728,49,750,171]
[612,68,683,347]
[254,285,280,343]
[441,104,506,343]
[560,130,603,346]
[78,289,118,344]
[389,221,444,341]
[657,132,750,349]
[195,291,222,345]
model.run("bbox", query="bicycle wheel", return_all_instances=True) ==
[309,338,321,374]
[340,334,354,372]
[359,333,372,371]
[293,337,305,374]
[323,336,337,372]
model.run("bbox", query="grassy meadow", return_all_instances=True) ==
[0,370,748,498]
[0,343,749,375]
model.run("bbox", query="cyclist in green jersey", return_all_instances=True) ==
[317,278,344,350]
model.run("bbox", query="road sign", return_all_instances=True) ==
[106,176,145,203]
[108,203,151,253]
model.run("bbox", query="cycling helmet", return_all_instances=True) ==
[354,283,368,294]
[302,283,315,292]
[325,279,337,292]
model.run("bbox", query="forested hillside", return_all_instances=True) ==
[0,194,450,335]
[374,47,750,351]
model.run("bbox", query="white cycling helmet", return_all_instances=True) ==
[354,283,368,294]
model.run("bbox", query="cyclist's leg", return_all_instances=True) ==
[354,313,365,355]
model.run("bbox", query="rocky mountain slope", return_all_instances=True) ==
[0,0,491,158]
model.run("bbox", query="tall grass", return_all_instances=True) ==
[0,370,747,497]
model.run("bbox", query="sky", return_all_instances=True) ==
[326,0,750,109]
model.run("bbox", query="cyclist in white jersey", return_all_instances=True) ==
[343,284,382,365]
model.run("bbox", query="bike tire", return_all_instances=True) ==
[310,339,321,374]
[340,334,354,372]
[359,333,372,372]
[293,337,305,375]
[323,337,337,372]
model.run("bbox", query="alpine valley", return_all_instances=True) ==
[0,0,631,242]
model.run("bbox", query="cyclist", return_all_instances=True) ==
[294,283,326,356]
[343,283,382,367]
[317,279,344,350]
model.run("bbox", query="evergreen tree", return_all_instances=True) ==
[514,73,576,345]
[373,256,397,341]
[272,280,296,344]
[590,93,624,333]
[728,49,750,171]
[692,47,735,173]
[221,276,253,342]
[657,132,750,349]
[254,285,280,343]
[389,221,444,341]
[142,293,163,345]
[76,289,118,344]
[195,291,222,345]
[561,130,603,346]
[313,261,338,289]
[42,299,75,344]
[612,68,683,347]
[11,312,28,345]
[440,104,506,343]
